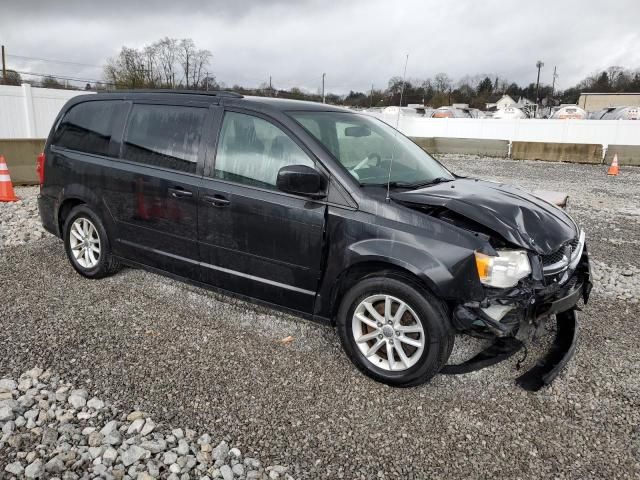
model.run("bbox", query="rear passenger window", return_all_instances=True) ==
[52,101,121,156]
[123,104,206,174]
[214,112,314,189]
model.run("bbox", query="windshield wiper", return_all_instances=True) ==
[408,177,454,188]
[389,177,454,189]
[362,181,419,188]
[362,177,454,189]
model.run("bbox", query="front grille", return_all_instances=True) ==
[542,248,568,267]
[541,235,580,268]
[541,232,583,274]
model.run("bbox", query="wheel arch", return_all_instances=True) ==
[57,197,86,237]
[318,236,484,323]
[328,259,443,325]
[56,184,114,240]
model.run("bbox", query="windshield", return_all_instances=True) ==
[289,111,453,187]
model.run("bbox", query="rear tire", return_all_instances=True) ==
[63,205,121,279]
[336,275,453,387]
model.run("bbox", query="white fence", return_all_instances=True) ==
[0,84,94,139]
[1,85,639,148]
[370,113,640,147]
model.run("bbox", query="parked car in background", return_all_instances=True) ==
[492,106,528,119]
[551,105,588,120]
[431,106,472,118]
[588,106,640,120]
[38,91,591,388]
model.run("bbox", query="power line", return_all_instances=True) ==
[13,70,117,86]
[7,54,103,69]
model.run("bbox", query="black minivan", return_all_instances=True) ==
[38,91,591,388]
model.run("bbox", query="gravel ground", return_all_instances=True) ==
[1,157,639,479]
[1,368,289,480]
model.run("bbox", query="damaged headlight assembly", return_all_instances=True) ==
[475,250,532,288]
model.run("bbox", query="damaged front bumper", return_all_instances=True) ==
[444,242,592,391]
[453,241,591,337]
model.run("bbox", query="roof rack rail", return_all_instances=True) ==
[101,89,244,98]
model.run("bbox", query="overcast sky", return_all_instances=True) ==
[2,0,640,94]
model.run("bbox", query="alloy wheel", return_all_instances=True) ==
[69,217,101,269]
[351,294,425,371]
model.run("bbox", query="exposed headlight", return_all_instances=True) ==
[475,250,532,288]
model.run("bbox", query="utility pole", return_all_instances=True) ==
[269,75,272,96]
[370,84,374,108]
[321,73,326,104]
[551,66,558,100]
[1,45,6,84]
[535,60,544,105]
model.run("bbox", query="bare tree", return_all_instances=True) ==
[104,46,147,88]
[2,70,22,86]
[177,39,197,88]
[142,44,161,87]
[191,49,212,89]
[434,73,452,93]
[104,37,212,89]
[156,37,178,88]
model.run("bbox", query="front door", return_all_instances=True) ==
[105,102,209,279]
[198,109,327,313]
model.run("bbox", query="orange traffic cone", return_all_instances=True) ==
[607,153,619,176]
[0,155,19,202]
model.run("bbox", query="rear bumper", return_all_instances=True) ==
[38,193,59,238]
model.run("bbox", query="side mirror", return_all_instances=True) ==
[276,165,326,199]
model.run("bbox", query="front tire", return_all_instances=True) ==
[336,276,454,387]
[63,205,121,279]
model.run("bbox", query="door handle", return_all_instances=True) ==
[168,187,193,198]
[203,194,230,207]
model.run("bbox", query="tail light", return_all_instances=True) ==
[36,152,45,185]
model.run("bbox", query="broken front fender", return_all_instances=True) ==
[346,238,486,302]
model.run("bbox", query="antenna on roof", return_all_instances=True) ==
[386,53,409,203]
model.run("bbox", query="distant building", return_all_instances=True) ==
[577,93,640,112]
[485,94,516,110]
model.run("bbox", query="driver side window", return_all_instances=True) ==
[214,112,315,190]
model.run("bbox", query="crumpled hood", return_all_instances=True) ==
[391,178,577,255]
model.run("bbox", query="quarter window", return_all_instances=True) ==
[214,112,314,189]
[123,104,206,174]
[52,100,121,156]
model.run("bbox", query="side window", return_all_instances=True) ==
[52,100,121,156]
[123,104,206,174]
[214,112,314,189]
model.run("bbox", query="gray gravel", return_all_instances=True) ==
[0,187,48,248]
[1,158,640,480]
[0,368,290,480]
